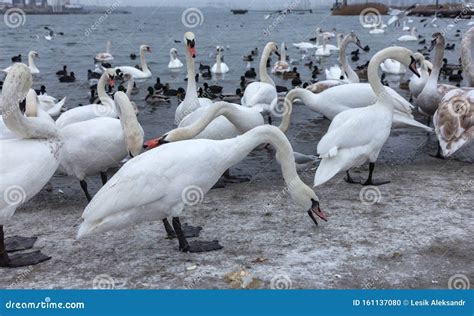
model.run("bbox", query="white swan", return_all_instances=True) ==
[211,46,229,74]
[59,91,143,201]
[461,27,473,87]
[77,125,326,251]
[324,32,363,82]
[272,42,290,74]
[402,20,410,31]
[398,27,418,41]
[168,48,183,69]
[369,24,385,34]
[417,32,457,118]
[314,47,421,186]
[380,58,406,74]
[433,88,473,157]
[241,42,279,114]
[0,64,60,267]
[56,68,122,128]
[3,51,40,74]
[116,45,152,79]
[284,87,431,132]
[409,58,433,99]
[315,36,331,57]
[95,40,114,62]
[174,32,213,125]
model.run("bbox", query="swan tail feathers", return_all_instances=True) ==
[313,156,344,187]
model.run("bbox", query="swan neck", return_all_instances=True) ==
[368,49,393,99]
[280,43,286,61]
[461,28,474,86]
[97,72,113,106]
[28,54,37,70]
[259,44,275,86]
[126,79,134,98]
[185,51,198,102]
[280,88,318,132]
[140,48,149,72]
[428,40,444,85]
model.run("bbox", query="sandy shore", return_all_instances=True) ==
[2,123,472,289]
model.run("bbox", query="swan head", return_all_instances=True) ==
[288,180,327,226]
[184,32,196,58]
[348,31,364,49]
[29,51,39,59]
[264,42,280,57]
[429,32,445,51]
[170,48,178,58]
[140,45,152,53]
[1,63,32,108]
[105,68,123,88]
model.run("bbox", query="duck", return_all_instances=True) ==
[313,46,421,187]
[201,69,212,79]
[130,53,137,60]
[291,73,302,86]
[168,48,184,69]
[59,72,76,83]
[445,43,455,51]
[220,89,243,102]
[203,82,223,94]
[56,65,68,76]
[11,54,21,63]
[116,45,152,79]
[199,62,211,73]
[3,51,40,74]
[211,46,229,74]
[282,67,299,80]
[59,92,143,201]
[174,32,213,125]
[448,70,463,83]
[87,69,101,80]
[244,67,257,79]
[95,40,114,62]
[78,125,326,251]
[0,64,61,267]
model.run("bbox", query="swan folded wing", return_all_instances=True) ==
[81,162,166,226]
[242,83,276,107]
[393,111,432,132]
[317,109,374,158]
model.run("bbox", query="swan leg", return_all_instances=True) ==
[362,163,390,186]
[344,171,363,184]
[0,226,51,268]
[79,180,92,202]
[100,172,108,185]
[172,217,222,253]
[429,142,445,159]
[223,169,251,184]
[163,218,202,239]
[4,235,37,252]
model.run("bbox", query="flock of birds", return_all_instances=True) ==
[0,13,473,268]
